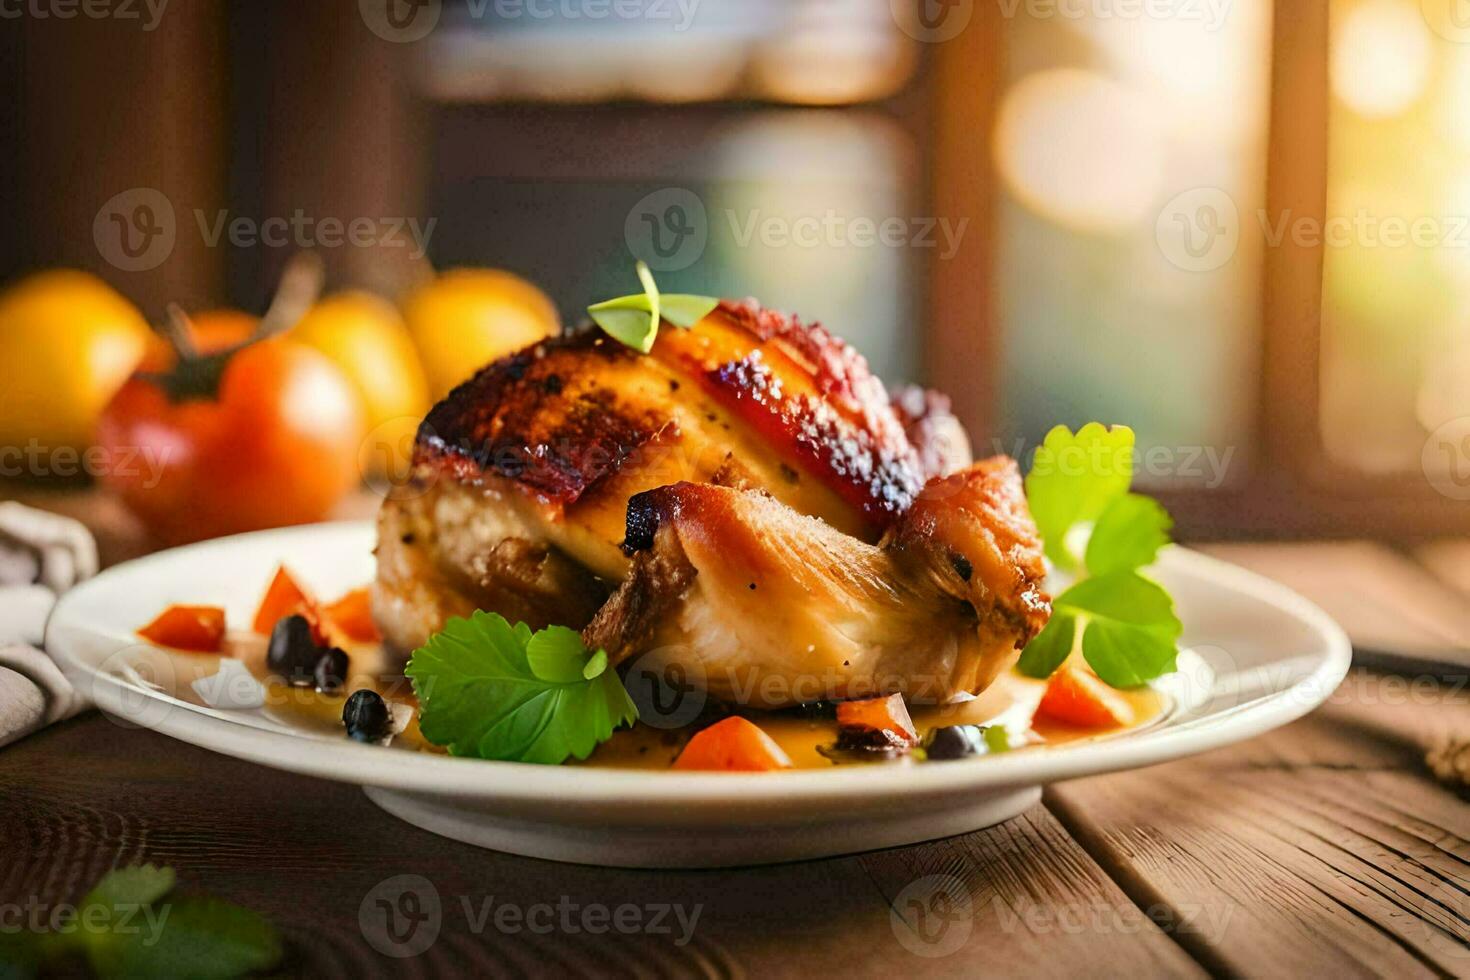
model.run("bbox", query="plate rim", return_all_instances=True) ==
[47,521,1353,808]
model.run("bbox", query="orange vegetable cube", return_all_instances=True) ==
[138,605,226,653]
[323,587,380,644]
[251,565,321,640]
[836,693,919,747]
[672,717,793,772]
[1035,665,1136,729]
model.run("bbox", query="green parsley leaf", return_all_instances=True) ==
[406,611,639,765]
[1024,423,1135,570]
[526,625,590,684]
[1053,572,1183,688]
[82,865,177,911]
[1020,422,1184,689]
[1017,614,1075,680]
[587,261,717,351]
[1084,492,1173,577]
[8,865,282,980]
[86,898,282,980]
[982,726,1010,753]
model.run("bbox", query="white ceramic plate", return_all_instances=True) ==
[47,522,1351,868]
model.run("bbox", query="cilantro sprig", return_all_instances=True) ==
[406,612,638,764]
[1,864,282,979]
[1019,423,1183,689]
[587,261,719,353]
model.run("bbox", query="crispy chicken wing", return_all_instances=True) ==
[583,459,1047,707]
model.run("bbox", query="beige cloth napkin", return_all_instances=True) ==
[0,502,97,749]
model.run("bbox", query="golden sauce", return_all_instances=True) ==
[584,670,1167,770]
[178,635,1167,770]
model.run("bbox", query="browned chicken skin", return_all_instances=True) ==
[374,300,1049,708]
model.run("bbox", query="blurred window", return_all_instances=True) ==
[1321,0,1470,479]
[422,0,926,382]
[991,3,1274,490]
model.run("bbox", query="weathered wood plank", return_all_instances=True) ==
[0,718,1203,978]
[1046,677,1470,978]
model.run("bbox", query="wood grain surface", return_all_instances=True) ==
[2,496,1469,977]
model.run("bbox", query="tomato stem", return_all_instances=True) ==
[160,303,200,361]
[256,251,324,342]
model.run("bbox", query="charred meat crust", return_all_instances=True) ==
[414,300,936,532]
[663,300,926,530]
[415,332,672,505]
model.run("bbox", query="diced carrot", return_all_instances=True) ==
[836,693,919,746]
[1035,664,1136,729]
[672,717,793,772]
[251,565,322,641]
[138,605,227,653]
[323,587,380,644]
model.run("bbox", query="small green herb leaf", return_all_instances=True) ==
[82,865,177,911]
[1017,614,1075,680]
[1054,572,1183,689]
[587,262,717,351]
[1085,493,1172,577]
[659,294,720,327]
[8,865,282,980]
[406,611,638,765]
[526,626,590,684]
[86,898,282,980]
[1024,423,1135,570]
[582,649,609,680]
[1020,422,1183,690]
[983,726,1010,754]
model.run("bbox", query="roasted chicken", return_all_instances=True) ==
[374,299,1049,708]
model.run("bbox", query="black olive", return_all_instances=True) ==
[923,725,992,761]
[313,647,350,694]
[343,689,392,743]
[266,615,319,687]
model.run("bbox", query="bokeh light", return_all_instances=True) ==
[994,69,1165,234]
[1331,0,1432,119]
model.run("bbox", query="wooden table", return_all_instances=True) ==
[3,492,1469,977]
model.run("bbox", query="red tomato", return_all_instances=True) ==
[98,338,363,545]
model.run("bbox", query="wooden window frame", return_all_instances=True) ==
[927,1,1470,541]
